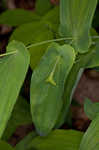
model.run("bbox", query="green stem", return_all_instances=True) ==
[26,37,74,49]
[0,51,17,58]
[26,36,99,49]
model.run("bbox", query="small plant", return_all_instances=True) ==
[0,0,99,149]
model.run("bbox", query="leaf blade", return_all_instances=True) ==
[0,140,14,150]
[28,130,83,150]
[0,41,30,138]
[84,98,99,120]
[0,9,40,26]
[55,46,95,128]
[10,21,53,69]
[60,0,97,53]
[79,114,99,150]
[2,96,32,140]
[30,43,75,136]
[86,41,99,68]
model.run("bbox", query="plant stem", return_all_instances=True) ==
[0,51,17,58]
[26,36,99,49]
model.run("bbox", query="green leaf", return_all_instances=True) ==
[0,41,30,138]
[30,43,75,136]
[90,28,98,38]
[0,9,40,26]
[10,7,59,69]
[42,6,59,32]
[55,46,95,128]
[79,114,99,150]
[2,96,32,141]
[36,0,52,16]
[86,41,99,68]
[56,67,84,128]
[85,29,99,69]
[15,132,37,150]
[60,0,97,53]
[10,6,59,45]
[10,21,53,69]
[84,98,99,120]
[28,130,83,150]
[0,140,14,150]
